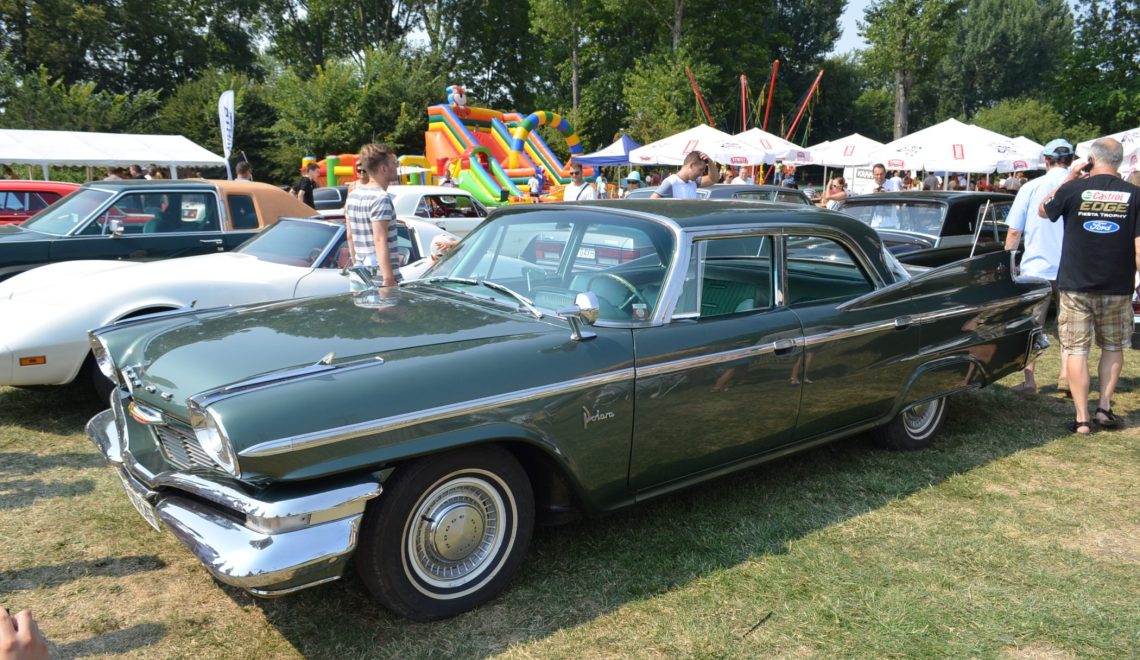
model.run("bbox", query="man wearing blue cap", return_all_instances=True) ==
[1004,138,1076,395]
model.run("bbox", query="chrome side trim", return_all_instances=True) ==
[802,320,898,348]
[240,367,636,458]
[635,342,780,379]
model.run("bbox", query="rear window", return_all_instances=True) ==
[228,195,258,229]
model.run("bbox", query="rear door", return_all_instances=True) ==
[781,232,920,440]
[631,232,803,493]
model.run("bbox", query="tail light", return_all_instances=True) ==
[595,247,641,266]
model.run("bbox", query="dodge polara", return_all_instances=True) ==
[86,200,1051,620]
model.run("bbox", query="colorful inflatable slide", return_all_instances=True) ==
[425,86,592,205]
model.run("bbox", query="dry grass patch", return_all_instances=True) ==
[999,641,1078,659]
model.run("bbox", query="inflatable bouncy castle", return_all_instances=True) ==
[425,85,593,205]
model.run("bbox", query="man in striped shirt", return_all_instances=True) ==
[345,143,401,286]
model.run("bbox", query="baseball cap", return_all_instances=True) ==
[625,171,641,182]
[1042,139,1074,158]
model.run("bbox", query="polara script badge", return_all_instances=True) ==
[582,406,615,429]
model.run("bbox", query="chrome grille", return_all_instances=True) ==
[153,424,213,470]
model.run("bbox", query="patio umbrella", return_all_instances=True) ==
[1077,127,1140,174]
[734,128,811,165]
[573,134,642,166]
[1011,136,1045,170]
[868,118,1039,173]
[629,124,770,166]
[807,133,885,167]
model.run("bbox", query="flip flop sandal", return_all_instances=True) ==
[1094,407,1122,429]
[1067,420,1093,434]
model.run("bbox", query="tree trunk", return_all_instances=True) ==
[893,68,910,139]
[672,0,684,52]
[571,26,579,113]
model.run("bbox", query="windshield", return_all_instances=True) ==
[20,188,113,236]
[422,209,675,323]
[840,201,946,237]
[236,219,340,267]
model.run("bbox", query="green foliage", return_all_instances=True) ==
[971,98,1099,145]
[260,0,417,74]
[622,50,716,144]
[0,66,160,132]
[937,0,1073,118]
[1053,0,1140,134]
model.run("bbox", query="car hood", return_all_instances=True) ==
[121,288,558,417]
[0,260,143,301]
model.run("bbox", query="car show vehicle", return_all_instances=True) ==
[0,180,80,225]
[0,217,451,397]
[87,200,1050,620]
[624,183,813,205]
[0,179,314,281]
[836,191,1014,267]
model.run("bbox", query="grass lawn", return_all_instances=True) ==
[1,347,1137,658]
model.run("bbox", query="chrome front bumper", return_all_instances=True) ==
[87,409,382,596]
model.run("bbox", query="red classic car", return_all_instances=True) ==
[0,180,80,225]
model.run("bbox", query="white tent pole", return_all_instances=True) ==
[169,165,178,180]
[41,164,49,180]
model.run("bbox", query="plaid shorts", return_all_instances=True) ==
[1058,291,1133,355]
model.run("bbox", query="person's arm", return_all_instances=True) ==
[1040,161,1085,219]
[343,219,356,263]
[0,608,49,660]
[650,176,671,199]
[1004,185,1031,250]
[1135,237,1140,278]
[374,196,398,286]
[699,154,718,188]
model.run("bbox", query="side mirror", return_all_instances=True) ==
[341,264,376,292]
[108,219,124,238]
[557,291,600,341]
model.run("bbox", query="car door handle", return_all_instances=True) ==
[894,316,912,330]
[200,238,224,245]
[773,338,798,355]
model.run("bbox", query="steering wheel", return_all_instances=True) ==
[587,272,650,310]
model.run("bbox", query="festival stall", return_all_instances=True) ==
[0,129,225,179]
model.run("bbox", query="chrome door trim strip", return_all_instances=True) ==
[239,368,636,458]
[801,320,898,348]
[635,342,782,379]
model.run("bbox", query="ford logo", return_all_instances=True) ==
[1083,220,1120,234]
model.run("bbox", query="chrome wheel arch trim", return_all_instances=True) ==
[239,368,637,458]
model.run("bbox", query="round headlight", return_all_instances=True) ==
[189,403,240,476]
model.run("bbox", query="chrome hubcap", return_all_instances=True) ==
[407,475,505,589]
[903,399,942,436]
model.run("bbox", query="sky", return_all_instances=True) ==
[832,0,873,55]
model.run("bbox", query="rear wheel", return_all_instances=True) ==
[871,396,948,450]
[355,446,534,621]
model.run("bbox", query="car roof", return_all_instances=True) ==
[387,184,474,196]
[840,191,1014,204]
[705,184,795,194]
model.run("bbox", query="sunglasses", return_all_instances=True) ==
[356,168,366,174]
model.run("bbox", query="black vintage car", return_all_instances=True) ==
[625,183,813,205]
[0,179,314,281]
[836,191,1014,267]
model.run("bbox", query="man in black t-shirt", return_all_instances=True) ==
[292,163,320,208]
[1040,137,1140,434]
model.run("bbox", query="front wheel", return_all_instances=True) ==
[871,396,948,450]
[355,446,534,621]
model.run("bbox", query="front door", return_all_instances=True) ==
[631,233,803,493]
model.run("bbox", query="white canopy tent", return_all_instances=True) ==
[0,129,227,180]
[734,128,811,165]
[1077,127,1140,174]
[629,124,770,166]
[1011,136,1046,170]
[868,118,1039,174]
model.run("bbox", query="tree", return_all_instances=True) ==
[1053,0,1140,134]
[530,0,595,114]
[261,0,417,73]
[0,66,161,132]
[622,50,715,144]
[861,0,961,138]
[937,0,1072,118]
[972,98,1099,145]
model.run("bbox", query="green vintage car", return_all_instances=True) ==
[86,201,1051,620]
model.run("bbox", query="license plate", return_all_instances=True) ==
[119,472,161,531]
[577,247,595,259]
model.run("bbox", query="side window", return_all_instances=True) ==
[395,223,414,265]
[29,192,61,212]
[93,192,219,234]
[0,192,19,212]
[731,192,769,202]
[227,195,259,229]
[675,235,774,319]
[775,191,808,205]
[785,236,874,306]
[977,201,1010,243]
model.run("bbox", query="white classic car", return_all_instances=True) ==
[318,185,489,237]
[0,216,453,396]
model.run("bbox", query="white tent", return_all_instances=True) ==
[734,128,811,165]
[629,124,770,166]
[0,129,226,179]
[804,133,884,167]
[1077,127,1140,174]
[868,118,1038,173]
[1011,136,1045,170]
